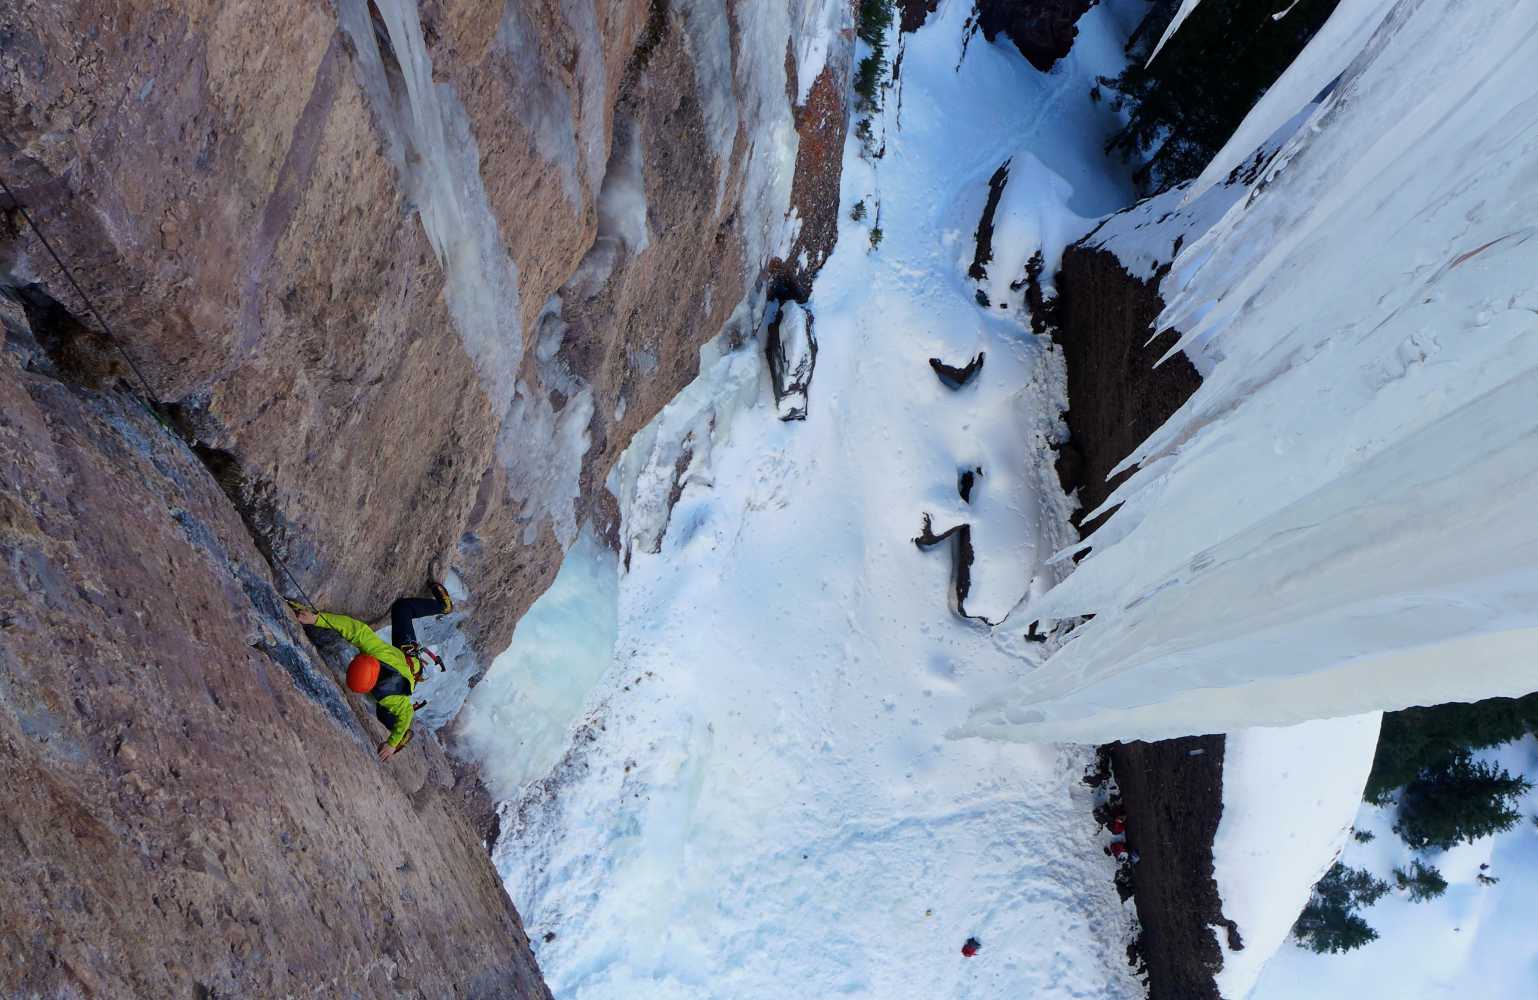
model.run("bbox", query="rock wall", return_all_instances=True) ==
[974,0,1094,73]
[0,0,852,993]
[0,336,550,997]
[1,0,853,668]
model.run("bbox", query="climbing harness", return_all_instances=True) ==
[399,640,444,712]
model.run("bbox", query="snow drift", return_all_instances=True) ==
[1211,713,1382,999]
[971,0,1538,743]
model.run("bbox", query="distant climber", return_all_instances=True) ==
[1105,840,1140,864]
[292,582,453,761]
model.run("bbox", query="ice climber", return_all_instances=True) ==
[292,582,454,761]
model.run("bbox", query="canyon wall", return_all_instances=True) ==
[2,0,852,667]
[1,0,851,992]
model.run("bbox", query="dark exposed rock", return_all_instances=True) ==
[1106,736,1228,1000]
[969,160,1012,281]
[1021,249,1057,334]
[913,513,991,624]
[975,0,1096,73]
[1051,246,1200,535]
[3,283,130,390]
[767,300,818,421]
[957,467,980,503]
[1052,241,1227,1000]
[929,352,986,389]
[898,0,940,34]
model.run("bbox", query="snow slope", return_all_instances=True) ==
[970,0,1538,743]
[1211,713,1382,999]
[1250,738,1538,1000]
[473,3,1155,996]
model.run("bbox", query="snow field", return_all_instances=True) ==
[475,2,1158,996]
[1251,737,1538,1000]
[1211,713,1383,999]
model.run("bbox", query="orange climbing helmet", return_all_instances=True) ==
[346,654,381,693]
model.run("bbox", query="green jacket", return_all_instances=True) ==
[315,612,415,747]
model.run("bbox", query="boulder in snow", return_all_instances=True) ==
[766,300,818,421]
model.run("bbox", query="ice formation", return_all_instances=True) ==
[338,0,524,415]
[456,528,620,800]
[971,0,1538,743]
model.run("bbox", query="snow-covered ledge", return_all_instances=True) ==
[1210,713,1383,999]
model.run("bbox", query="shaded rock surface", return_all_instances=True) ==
[898,0,941,35]
[968,159,1011,283]
[1053,242,1224,1000]
[975,0,1095,73]
[0,343,549,998]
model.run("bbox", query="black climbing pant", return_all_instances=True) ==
[390,592,447,648]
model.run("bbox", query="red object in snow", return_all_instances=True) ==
[961,937,981,958]
[1109,817,1126,835]
[1108,841,1128,858]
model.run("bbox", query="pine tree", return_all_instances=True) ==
[1393,752,1531,851]
[1365,693,1538,801]
[1392,860,1449,902]
[1098,0,1341,191]
[1291,863,1387,954]
[853,0,895,113]
[1293,905,1379,954]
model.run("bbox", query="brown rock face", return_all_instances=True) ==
[0,0,852,993]
[898,0,941,35]
[0,346,550,998]
[767,56,855,302]
[1,0,853,669]
[974,0,1095,73]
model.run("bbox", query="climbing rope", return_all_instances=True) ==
[0,171,332,623]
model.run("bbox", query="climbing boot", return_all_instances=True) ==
[428,580,453,617]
